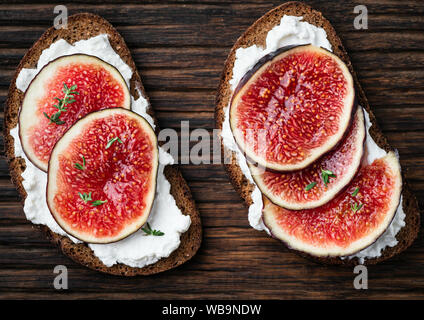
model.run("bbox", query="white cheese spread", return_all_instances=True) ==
[10,34,191,268]
[221,15,406,263]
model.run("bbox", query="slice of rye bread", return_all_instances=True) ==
[4,13,202,276]
[215,2,420,265]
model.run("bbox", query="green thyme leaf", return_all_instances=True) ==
[351,202,364,213]
[352,187,360,197]
[74,155,86,170]
[78,192,92,203]
[142,223,165,236]
[152,230,165,236]
[305,182,317,191]
[106,137,123,149]
[44,112,64,125]
[321,169,337,186]
[91,200,107,207]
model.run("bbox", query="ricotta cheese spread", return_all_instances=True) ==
[10,34,191,268]
[220,15,406,263]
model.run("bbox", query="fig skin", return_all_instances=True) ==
[18,53,131,172]
[231,45,301,103]
[229,44,356,172]
[46,108,159,244]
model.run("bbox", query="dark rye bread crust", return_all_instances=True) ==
[215,2,420,265]
[4,13,202,276]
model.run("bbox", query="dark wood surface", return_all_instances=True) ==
[0,0,423,299]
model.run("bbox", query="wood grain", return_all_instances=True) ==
[0,1,423,299]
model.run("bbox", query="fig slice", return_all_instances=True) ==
[19,54,131,172]
[47,108,158,244]
[249,107,365,210]
[262,152,402,257]
[230,44,355,172]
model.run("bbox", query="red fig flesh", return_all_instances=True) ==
[47,108,158,244]
[230,45,355,172]
[249,107,365,210]
[262,152,402,257]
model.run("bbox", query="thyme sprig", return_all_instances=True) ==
[321,169,336,186]
[43,83,79,125]
[78,192,107,207]
[78,192,92,203]
[74,155,86,170]
[142,223,165,236]
[351,202,364,213]
[106,137,123,149]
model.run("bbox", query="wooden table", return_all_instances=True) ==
[0,0,423,299]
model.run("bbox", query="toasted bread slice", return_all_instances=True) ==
[4,13,202,276]
[215,2,420,265]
